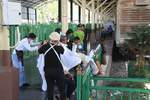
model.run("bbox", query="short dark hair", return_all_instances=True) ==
[28,33,36,39]
[55,28,62,34]
[82,24,85,27]
[77,24,82,28]
[74,36,80,41]
[66,29,73,35]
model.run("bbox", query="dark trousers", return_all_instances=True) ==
[65,75,76,98]
[45,71,66,100]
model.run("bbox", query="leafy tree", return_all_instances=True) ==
[126,25,150,70]
[36,0,58,23]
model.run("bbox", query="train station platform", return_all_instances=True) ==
[19,32,114,100]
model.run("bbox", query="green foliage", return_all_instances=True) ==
[128,61,146,78]
[126,25,150,91]
[126,25,150,55]
[126,25,150,78]
[36,1,58,23]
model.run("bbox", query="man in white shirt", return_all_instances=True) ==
[12,33,39,88]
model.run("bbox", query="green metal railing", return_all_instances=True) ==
[77,66,150,100]
[77,44,150,100]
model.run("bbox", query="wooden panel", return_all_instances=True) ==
[120,8,150,23]
[135,0,149,6]
[0,67,19,100]
[120,25,132,33]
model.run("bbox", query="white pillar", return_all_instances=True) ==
[0,27,10,51]
[96,3,99,29]
[116,0,121,45]
[61,0,68,33]
[99,9,103,26]
[95,10,97,29]
[81,0,86,24]
[0,0,9,50]
[91,0,95,30]
[0,0,11,67]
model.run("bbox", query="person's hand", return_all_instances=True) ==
[64,70,70,74]
[43,40,48,45]
[38,45,41,49]
[65,73,74,80]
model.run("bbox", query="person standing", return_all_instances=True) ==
[82,24,91,53]
[73,24,85,43]
[11,33,39,88]
[38,32,66,100]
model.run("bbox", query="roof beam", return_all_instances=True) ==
[94,0,107,12]
[86,0,94,8]
[101,0,116,13]
[104,4,116,15]
[73,0,91,10]
[73,0,83,7]
[34,0,53,8]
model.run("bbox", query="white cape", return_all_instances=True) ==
[60,44,81,71]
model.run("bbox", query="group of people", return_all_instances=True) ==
[11,24,106,100]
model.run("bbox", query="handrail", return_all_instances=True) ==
[93,76,150,83]
[91,86,150,93]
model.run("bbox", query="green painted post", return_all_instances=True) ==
[129,93,132,100]
[138,95,141,100]
[86,76,90,100]
[82,82,85,100]
[120,94,123,100]
[147,94,149,100]
[77,67,82,100]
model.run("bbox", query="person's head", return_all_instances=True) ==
[66,29,73,35]
[66,29,73,40]
[81,24,85,31]
[60,36,67,44]
[77,24,83,30]
[55,28,62,34]
[73,36,80,44]
[49,32,60,45]
[28,33,36,43]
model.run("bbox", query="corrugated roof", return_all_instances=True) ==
[9,0,117,10]
[8,0,48,8]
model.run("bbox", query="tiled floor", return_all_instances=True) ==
[20,87,76,100]
[20,88,47,100]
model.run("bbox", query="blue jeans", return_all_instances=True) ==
[12,54,26,87]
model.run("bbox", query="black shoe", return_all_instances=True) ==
[20,83,30,90]
[22,83,30,87]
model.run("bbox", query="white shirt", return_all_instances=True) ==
[72,43,78,53]
[13,38,38,54]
